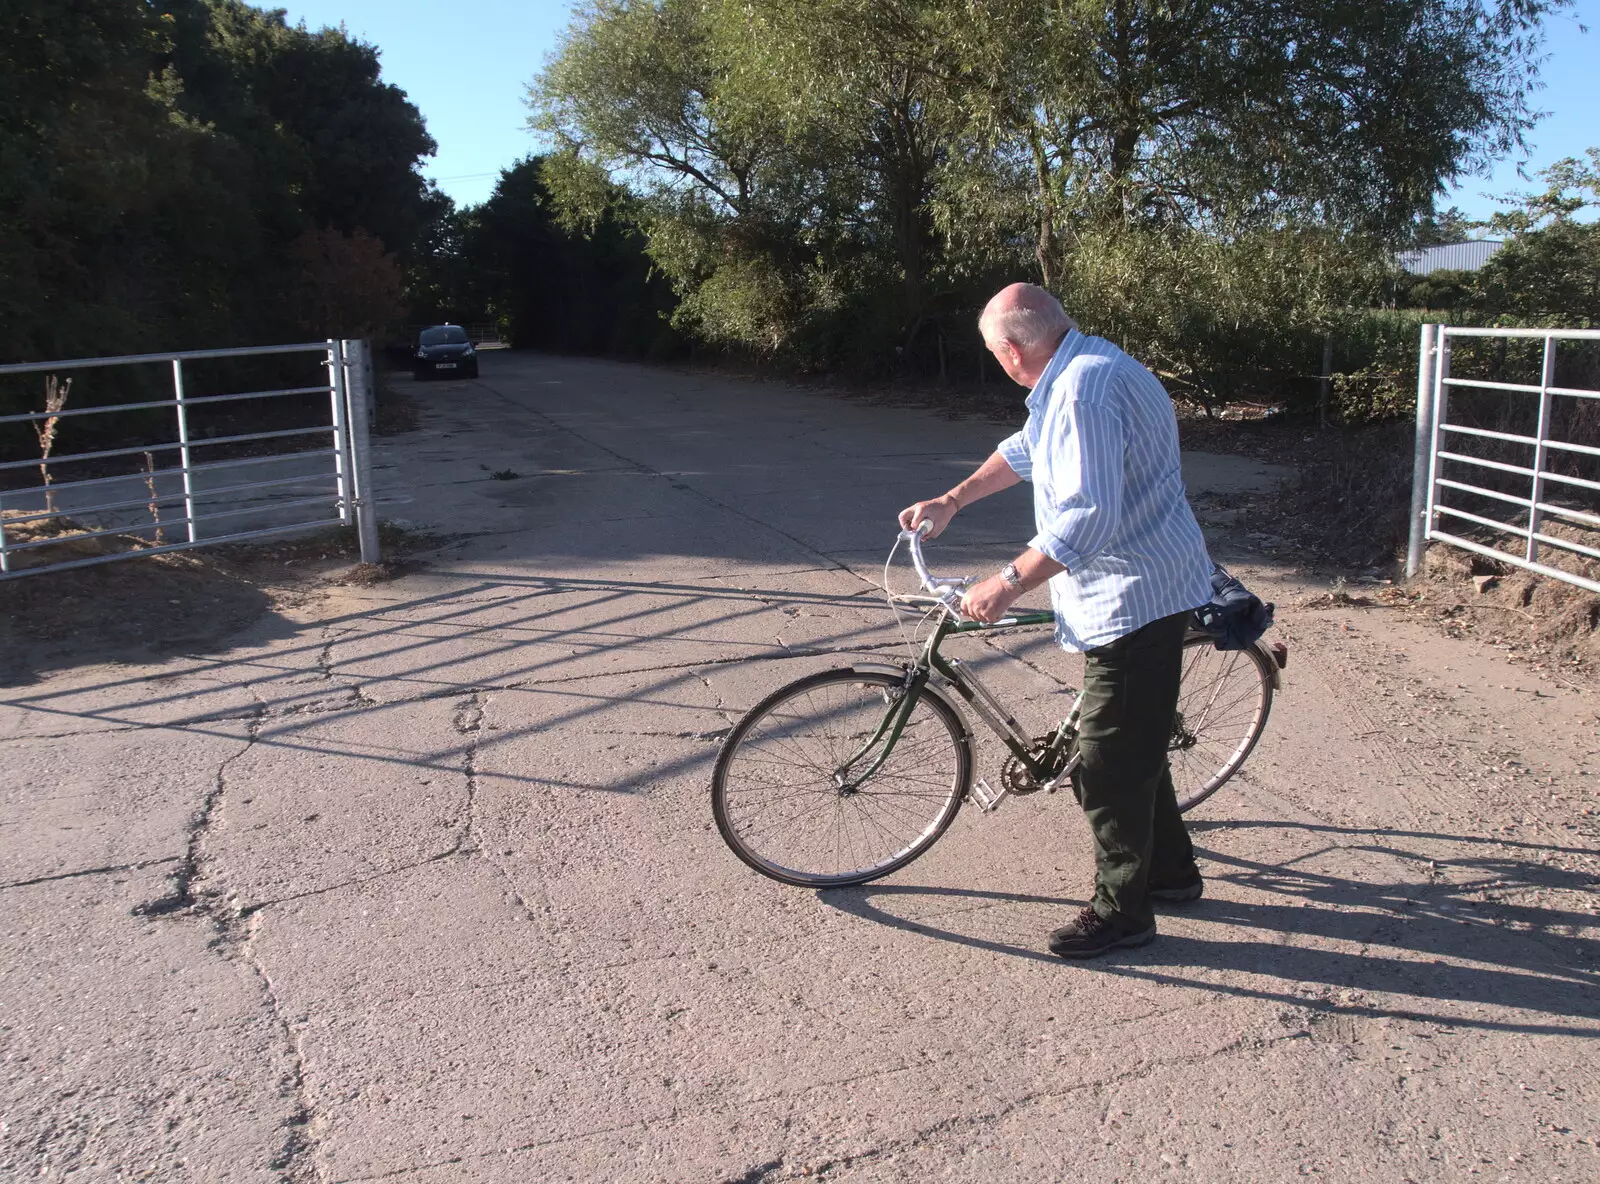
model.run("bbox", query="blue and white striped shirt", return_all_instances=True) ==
[997,329,1213,652]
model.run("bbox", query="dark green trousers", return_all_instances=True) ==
[1072,610,1198,930]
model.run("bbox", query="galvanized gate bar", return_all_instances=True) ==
[0,425,334,472]
[1431,530,1600,595]
[0,517,349,580]
[339,338,381,564]
[1,496,340,554]
[1422,327,1451,555]
[1527,338,1557,562]
[328,340,351,525]
[172,359,198,542]
[0,472,334,526]
[1405,323,1439,577]
[1439,327,1600,339]
[0,341,334,375]
[1407,325,1600,594]
[0,338,380,581]
[2,450,337,499]
[0,385,331,425]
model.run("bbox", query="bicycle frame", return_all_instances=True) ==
[836,529,1084,794]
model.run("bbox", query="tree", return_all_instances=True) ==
[1476,150,1600,324]
[457,157,680,357]
[0,0,441,377]
[291,227,406,337]
[1413,206,1480,247]
[531,0,1572,395]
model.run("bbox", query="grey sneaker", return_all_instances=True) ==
[1149,873,1204,903]
[1048,906,1156,959]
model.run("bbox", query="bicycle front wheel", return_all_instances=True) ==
[712,668,972,888]
[1170,637,1275,812]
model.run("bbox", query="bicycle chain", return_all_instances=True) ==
[1000,736,1067,795]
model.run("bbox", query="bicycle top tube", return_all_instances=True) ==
[898,526,1054,632]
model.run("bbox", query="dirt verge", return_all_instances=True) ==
[0,518,441,684]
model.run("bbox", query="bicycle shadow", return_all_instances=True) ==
[818,823,1600,1038]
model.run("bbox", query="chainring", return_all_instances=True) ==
[1000,735,1068,795]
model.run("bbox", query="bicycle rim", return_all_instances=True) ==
[1170,639,1274,812]
[712,669,970,888]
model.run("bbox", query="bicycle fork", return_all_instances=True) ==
[831,667,926,792]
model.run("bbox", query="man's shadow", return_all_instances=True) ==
[819,821,1600,1039]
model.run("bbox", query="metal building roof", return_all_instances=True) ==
[1396,240,1504,275]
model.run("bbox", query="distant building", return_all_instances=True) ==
[1396,240,1504,275]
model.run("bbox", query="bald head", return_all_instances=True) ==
[979,283,1075,353]
[978,283,1076,388]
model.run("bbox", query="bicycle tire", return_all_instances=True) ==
[712,667,973,888]
[1171,636,1275,812]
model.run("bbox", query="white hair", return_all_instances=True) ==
[978,285,1076,351]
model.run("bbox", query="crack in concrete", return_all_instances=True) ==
[592,727,732,742]
[448,690,486,858]
[691,667,734,729]
[323,1027,1307,1184]
[723,1157,786,1184]
[315,628,339,681]
[126,685,326,1182]
[441,690,547,926]
[235,852,462,918]
[252,913,323,1184]
[772,1027,1308,1180]
[0,855,181,893]
[131,694,266,919]
[979,631,1074,689]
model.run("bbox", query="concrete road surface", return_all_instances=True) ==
[3,351,1597,1182]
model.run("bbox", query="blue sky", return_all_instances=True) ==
[279,0,578,208]
[280,0,1595,220]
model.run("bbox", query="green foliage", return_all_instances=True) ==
[0,0,439,387]
[1350,153,1600,420]
[530,0,1573,400]
[1477,150,1600,325]
[446,157,682,359]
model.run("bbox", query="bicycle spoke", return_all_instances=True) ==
[1168,640,1272,810]
[714,672,966,884]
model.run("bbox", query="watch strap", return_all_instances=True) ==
[1000,562,1023,591]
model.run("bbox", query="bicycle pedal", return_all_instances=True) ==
[968,778,1010,813]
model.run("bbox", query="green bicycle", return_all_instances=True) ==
[711,526,1287,888]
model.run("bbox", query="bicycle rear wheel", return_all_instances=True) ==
[712,668,972,888]
[1170,637,1275,812]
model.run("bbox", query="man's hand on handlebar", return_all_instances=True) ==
[959,574,1021,623]
[898,494,959,539]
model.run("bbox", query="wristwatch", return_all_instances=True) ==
[999,562,1023,591]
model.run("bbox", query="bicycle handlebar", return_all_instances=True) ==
[899,523,970,614]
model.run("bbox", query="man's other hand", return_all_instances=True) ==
[959,574,1021,623]
[898,494,958,538]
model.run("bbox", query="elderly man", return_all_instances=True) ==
[899,283,1213,959]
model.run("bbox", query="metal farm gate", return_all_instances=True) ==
[0,339,381,579]
[1406,325,1600,593]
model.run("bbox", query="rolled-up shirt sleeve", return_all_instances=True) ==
[1028,397,1123,570]
[996,429,1033,482]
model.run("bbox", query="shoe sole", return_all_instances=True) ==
[1049,925,1157,959]
[1149,883,1203,903]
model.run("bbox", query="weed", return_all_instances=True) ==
[33,375,71,513]
[489,469,521,481]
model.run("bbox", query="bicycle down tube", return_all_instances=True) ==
[893,528,1073,783]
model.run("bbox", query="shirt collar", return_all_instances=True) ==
[1025,328,1087,413]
